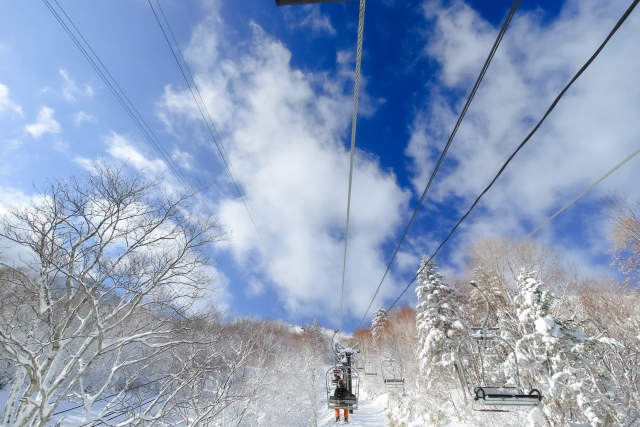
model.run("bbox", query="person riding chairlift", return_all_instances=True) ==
[334,379,353,423]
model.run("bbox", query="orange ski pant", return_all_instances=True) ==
[334,409,349,419]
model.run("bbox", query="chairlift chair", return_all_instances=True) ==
[326,366,359,410]
[327,331,360,411]
[363,360,377,376]
[381,358,405,389]
[456,282,542,411]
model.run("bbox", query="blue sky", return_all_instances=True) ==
[1,0,639,332]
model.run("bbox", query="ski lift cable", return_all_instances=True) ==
[339,0,367,334]
[152,0,290,296]
[147,0,292,303]
[45,0,253,274]
[45,0,198,212]
[355,0,521,331]
[524,146,640,241]
[385,0,640,313]
[43,0,263,289]
[52,375,170,416]
[49,0,203,201]
[470,144,640,272]
[45,0,179,182]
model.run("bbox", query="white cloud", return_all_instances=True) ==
[73,110,97,126]
[246,277,265,297]
[73,156,94,170]
[60,69,94,102]
[0,186,42,265]
[0,185,31,216]
[407,0,640,274]
[284,5,336,35]
[159,11,409,322]
[2,139,22,151]
[172,148,194,170]
[72,133,184,198]
[105,132,168,176]
[25,106,61,138]
[0,83,22,116]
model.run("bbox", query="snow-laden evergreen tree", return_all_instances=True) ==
[415,256,461,375]
[371,307,388,343]
[514,270,609,427]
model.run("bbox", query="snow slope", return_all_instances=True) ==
[319,389,389,427]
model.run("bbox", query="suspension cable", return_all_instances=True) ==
[385,0,640,313]
[355,0,521,331]
[43,0,264,295]
[147,0,292,306]
[525,145,640,240]
[339,0,367,334]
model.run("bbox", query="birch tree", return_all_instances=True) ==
[0,165,227,426]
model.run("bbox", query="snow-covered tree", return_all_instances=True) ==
[0,165,231,426]
[230,319,330,426]
[415,256,461,374]
[605,195,640,286]
[577,280,640,426]
[298,319,328,427]
[370,307,388,343]
[514,270,608,427]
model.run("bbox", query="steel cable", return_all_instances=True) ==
[339,0,367,334]
[148,0,292,308]
[386,0,640,312]
[356,0,521,330]
[43,0,260,294]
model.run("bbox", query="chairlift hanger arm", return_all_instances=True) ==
[469,281,491,331]
[332,330,341,359]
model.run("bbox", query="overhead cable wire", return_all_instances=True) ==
[52,376,170,417]
[45,0,253,272]
[524,145,640,240]
[355,0,521,331]
[46,0,178,179]
[147,0,292,306]
[439,143,640,300]
[385,0,640,313]
[475,143,640,270]
[339,0,367,334]
[43,0,258,283]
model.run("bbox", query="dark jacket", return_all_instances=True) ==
[334,386,353,400]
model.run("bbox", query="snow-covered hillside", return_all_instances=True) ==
[319,389,388,427]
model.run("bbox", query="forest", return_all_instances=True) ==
[0,165,638,426]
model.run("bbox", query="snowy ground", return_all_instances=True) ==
[0,387,128,426]
[1,385,514,426]
[1,384,390,426]
[318,389,389,427]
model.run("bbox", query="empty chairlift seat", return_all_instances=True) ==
[474,387,542,407]
[457,282,543,411]
[364,360,377,376]
[381,358,404,388]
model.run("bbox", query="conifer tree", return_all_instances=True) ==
[415,256,461,375]
[370,307,388,343]
[514,270,605,427]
